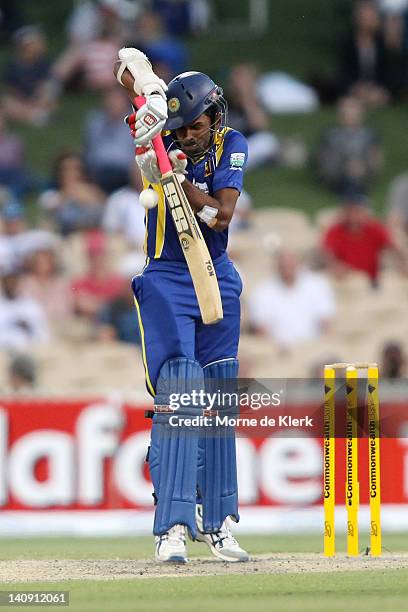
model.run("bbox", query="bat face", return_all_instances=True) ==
[161,173,204,244]
[161,175,191,236]
[161,173,218,283]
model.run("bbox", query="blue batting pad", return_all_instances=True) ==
[198,358,240,532]
[149,357,204,537]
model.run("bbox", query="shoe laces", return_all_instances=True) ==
[196,506,240,548]
[213,521,238,547]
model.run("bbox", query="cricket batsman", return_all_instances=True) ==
[116,49,249,563]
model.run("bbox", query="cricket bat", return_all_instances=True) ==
[134,96,223,325]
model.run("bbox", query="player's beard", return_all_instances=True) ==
[172,117,222,162]
[179,138,209,161]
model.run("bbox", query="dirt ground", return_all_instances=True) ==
[2,553,408,583]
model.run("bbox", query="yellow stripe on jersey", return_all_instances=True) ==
[143,207,148,255]
[215,127,230,166]
[154,184,166,258]
[142,176,149,255]
[133,295,155,397]
[142,178,166,259]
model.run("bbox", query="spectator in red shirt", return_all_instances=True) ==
[321,192,407,285]
[70,231,124,321]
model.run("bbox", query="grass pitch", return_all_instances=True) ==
[5,571,408,612]
[2,534,408,611]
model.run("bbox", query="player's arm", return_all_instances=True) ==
[132,137,239,230]
[181,180,239,232]
[188,130,248,231]
[115,48,168,145]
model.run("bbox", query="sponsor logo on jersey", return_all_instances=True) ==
[230,152,246,170]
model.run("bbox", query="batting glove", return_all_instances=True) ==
[168,149,188,177]
[135,145,161,184]
[133,94,167,147]
[135,147,187,184]
[125,110,137,138]
[117,48,168,99]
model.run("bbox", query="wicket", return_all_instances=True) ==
[323,362,381,557]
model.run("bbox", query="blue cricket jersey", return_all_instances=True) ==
[142,127,248,262]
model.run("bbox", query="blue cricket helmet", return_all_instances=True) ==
[165,71,227,130]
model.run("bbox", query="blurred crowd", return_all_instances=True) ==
[1,0,408,392]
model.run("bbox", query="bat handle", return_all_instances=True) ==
[134,95,172,175]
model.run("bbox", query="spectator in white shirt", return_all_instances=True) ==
[248,249,336,349]
[102,164,145,248]
[0,267,49,350]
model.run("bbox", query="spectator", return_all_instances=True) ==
[39,152,106,236]
[66,0,143,46]
[102,164,146,248]
[0,105,29,198]
[66,0,104,44]
[377,0,408,13]
[315,95,383,194]
[152,0,211,36]
[248,249,336,350]
[386,171,408,240]
[136,11,188,81]
[321,192,407,285]
[381,340,406,378]
[0,267,49,350]
[1,25,57,125]
[83,88,135,193]
[381,12,408,99]
[229,189,253,233]
[71,231,124,321]
[21,245,74,332]
[8,353,37,393]
[54,23,121,92]
[226,63,279,170]
[66,0,127,44]
[96,253,144,344]
[0,199,58,271]
[340,0,389,106]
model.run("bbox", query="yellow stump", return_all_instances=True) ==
[368,364,381,556]
[346,366,359,557]
[324,366,336,557]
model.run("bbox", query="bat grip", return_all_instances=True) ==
[134,95,172,175]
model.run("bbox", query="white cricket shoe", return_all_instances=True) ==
[155,524,188,563]
[194,504,249,562]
